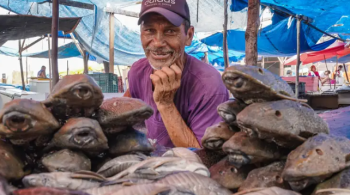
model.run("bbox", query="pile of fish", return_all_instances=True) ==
[0,74,235,195]
[199,65,350,195]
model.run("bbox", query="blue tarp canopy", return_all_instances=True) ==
[201,17,336,57]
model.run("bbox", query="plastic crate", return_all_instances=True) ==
[287,81,306,95]
[88,73,118,93]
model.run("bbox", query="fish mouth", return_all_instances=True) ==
[71,84,93,100]
[286,178,311,192]
[222,72,246,90]
[203,138,225,150]
[217,110,236,124]
[2,111,33,133]
[224,149,251,168]
[133,109,154,120]
[71,127,97,146]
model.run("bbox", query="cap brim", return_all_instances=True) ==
[138,7,184,27]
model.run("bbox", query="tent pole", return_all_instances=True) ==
[223,0,229,69]
[109,13,115,74]
[83,53,89,74]
[47,35,52,92]
[245,0,260,66]
[343,63,349,83]
[51,0,59,87]
[18,40,26,91]
[26,57,28,84]
[67,60,69,75]
[295,17,301,98]
[335,58,338,89]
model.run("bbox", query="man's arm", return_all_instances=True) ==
[150,65,201,148]
[124,89,132,97]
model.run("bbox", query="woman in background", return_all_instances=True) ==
[308,65,320,79]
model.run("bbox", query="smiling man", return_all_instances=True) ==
[124,0,229,148]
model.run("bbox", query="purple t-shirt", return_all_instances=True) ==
[128,54,229,147]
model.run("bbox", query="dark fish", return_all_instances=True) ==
[223,132,285,168]
[282,133,350,192]
[237,100,329,148]
[217,99,246,127]
[0,140,24,180]
[0,99,59,144]
[97,153,147,177]
[97,97,153,134]
[239,161,290,191]
[156,171,232,195]
[43,74,104,120]
[162,147,203,164]
[210,157,254,190]
[222,65,303,104]
[201,122,236,150]
[194,148,226,168]
[49,118,108,157]
[108,128,153,157]
[42,149,91,172]
[22,172,101,190]
[12,187,90,195]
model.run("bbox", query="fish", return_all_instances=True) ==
[105,157,210,182]
[223,132,285,168]
[0,174,10,195]
[210,157,254,190]
[84,185,124,195]
[49,118,108,157]
[97,97,153,134]
[282,133,350,192]
[108,128,154,157]
[313,168,350,195]
[222,65,304,104]
[0,99,59,144]
[201,122,236,151]
[156,171,232,195]
[217,99,247,127]
[239,161,290,191]
[22,172,101,190]
[161,147,203,164]
[97,153,147,177]
[237,100,329,148]
[43,74,104,121]
[41,149,91,172]
[107,183,195,195]
[234,187,301,195]
[12,187,90,195]
[194,148,227,168]
[0,140,25,180]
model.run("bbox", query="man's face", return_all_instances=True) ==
[140,13,194,70]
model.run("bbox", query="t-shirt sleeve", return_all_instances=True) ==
[187,94,229,146]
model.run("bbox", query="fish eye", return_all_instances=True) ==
[3,112,32,133]
[316,149,323,155]
[275,110,282,117]
[258,68,264,74]
[71,84,93,100]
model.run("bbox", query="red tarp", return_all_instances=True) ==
[284,42,350,65]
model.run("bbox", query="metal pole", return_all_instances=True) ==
[295,18,301,98]
[109,13,115,74]
[67,60,69,75]
[223,0,229,69]
[344,63,349,83]
[245,0,260,65]
[47,36,52,92]
[18,40,25,90]
[51,0,59,87]
[335,58,338,89]
[26,57,28,84]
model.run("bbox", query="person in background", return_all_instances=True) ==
[308,65,320,79]
[332,65,344,85]
[286,70,293,77]
[320,70,333,85]
[124,0,229,148]
[37,66,47,78]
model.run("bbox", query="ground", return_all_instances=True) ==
[318,106,350,138]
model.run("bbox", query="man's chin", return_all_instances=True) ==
[148,59,173,70]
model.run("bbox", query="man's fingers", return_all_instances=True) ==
[154,70,170,87]
[150,74,162,86]
[170,64,182,82]
[161,67,176,84]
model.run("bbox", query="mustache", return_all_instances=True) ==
[145,47,175,53]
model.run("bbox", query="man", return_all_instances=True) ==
[124,0,229,148]
[37,66,47,78]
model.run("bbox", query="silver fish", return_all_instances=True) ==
[234,187,301,195]
[42,149,91,172]
[108,183,195,195]
[162,147,203,164]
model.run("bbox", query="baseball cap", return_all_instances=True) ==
[138,0,191,27]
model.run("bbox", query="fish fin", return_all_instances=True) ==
[71,171,107,182]
[276,93,308,103]
[134,168,159,175]
[96,166,112,176]
[121,182,137,186]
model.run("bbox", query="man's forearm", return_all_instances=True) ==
[158,103,201,148]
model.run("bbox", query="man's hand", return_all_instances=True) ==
[150,64,182,107]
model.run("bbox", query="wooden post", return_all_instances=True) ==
[103,61,109,73]
[335,57,338,89]
[67,60,69,75]
[223,0,229,69]
[83,53,89,74]
[295,18,301,98]
[51,0,59,87]
[26,57,28,84]
[18,40,26,90]
[47,36,52,92]
[261,56,265,68]
[109,13,115,74]
[245,0,260,66]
